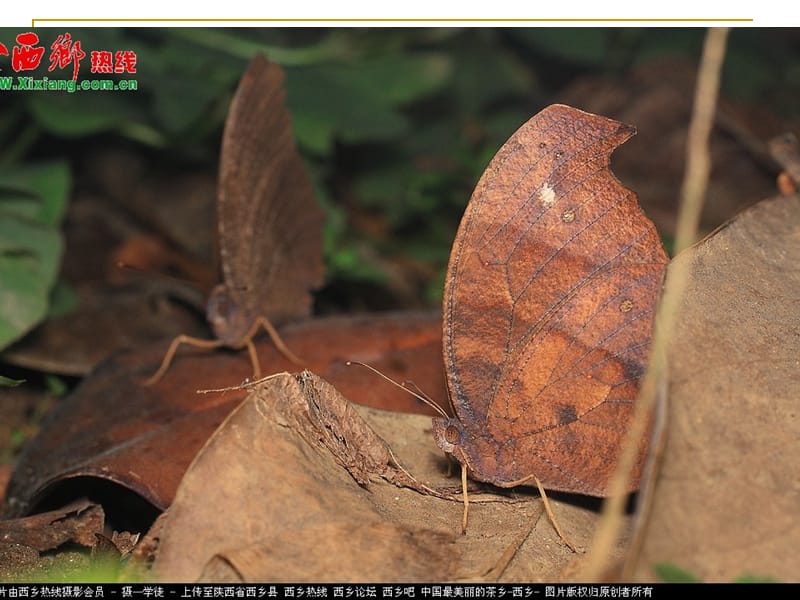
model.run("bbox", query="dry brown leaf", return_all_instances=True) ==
[626,195,800,582]
[2,313,445,520]
[199,517,458,582]
[0,499,104,551]
[150,372,633,582]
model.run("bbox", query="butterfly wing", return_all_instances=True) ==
[439,104,668,495]
[211,55,324,345]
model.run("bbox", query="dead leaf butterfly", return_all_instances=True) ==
[432,104,668,496]
[146,54,324,384]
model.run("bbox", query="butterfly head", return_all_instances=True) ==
[206,284,250,346]
[432,416,467,462]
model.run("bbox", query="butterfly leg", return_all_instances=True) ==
[245,337,261,380]
[444,453,454,478]
[532,476,577,553]
[144,335,224,385]
[501,473,576,552]
[254,316,304,366]
[228,316,304,381]
[461,462,469,534]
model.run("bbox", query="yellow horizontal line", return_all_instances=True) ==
[32,17,754,26]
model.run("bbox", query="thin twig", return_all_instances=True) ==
[674,29,731,254]
[483,503,545,582]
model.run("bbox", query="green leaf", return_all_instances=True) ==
[287,53,450,154]
[0,161,70,226]
[355,163,446,226]
[10,428,28,449]
[44,373,68,396]
[167,28,356,66]
[0,161,69,350]
[653,562,702,583]
[508,28,611,66]
[28,92,143,138]
[47,280,79,319]
[448,31,536,114]
[0,375,25,387]
[732,573,780,583]
[0,217,64,348]
[345,53,451,106]
[327,246,387,284]
[150,74,225,135]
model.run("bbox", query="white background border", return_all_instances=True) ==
[2,1,774,28]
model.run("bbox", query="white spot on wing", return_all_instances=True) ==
[539,183,556,208]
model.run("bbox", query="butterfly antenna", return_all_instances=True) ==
[196,371,287,394]
[404,377,458,418]
[345,360,449,419]
[403,379,435,403]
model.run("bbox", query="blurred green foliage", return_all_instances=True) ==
[0,160,70,352]
[0,27,797,351]
[654,562,781,583]
[653,562,702,583]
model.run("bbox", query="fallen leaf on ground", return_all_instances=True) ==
[2,312,446,521]
[626,195,800,582]
[150,372,633,582]
[0,499,103,551]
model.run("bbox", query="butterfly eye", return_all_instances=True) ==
[444,424,461,445]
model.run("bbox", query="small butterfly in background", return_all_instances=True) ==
[145,54,324,385]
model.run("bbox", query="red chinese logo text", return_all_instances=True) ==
[0,31,138,81]
[90,49,137,74]
[49,33,86,81]
[12,32,45,72]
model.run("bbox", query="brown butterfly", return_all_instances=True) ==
[146,55,324,384]
[431,104,668,503]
